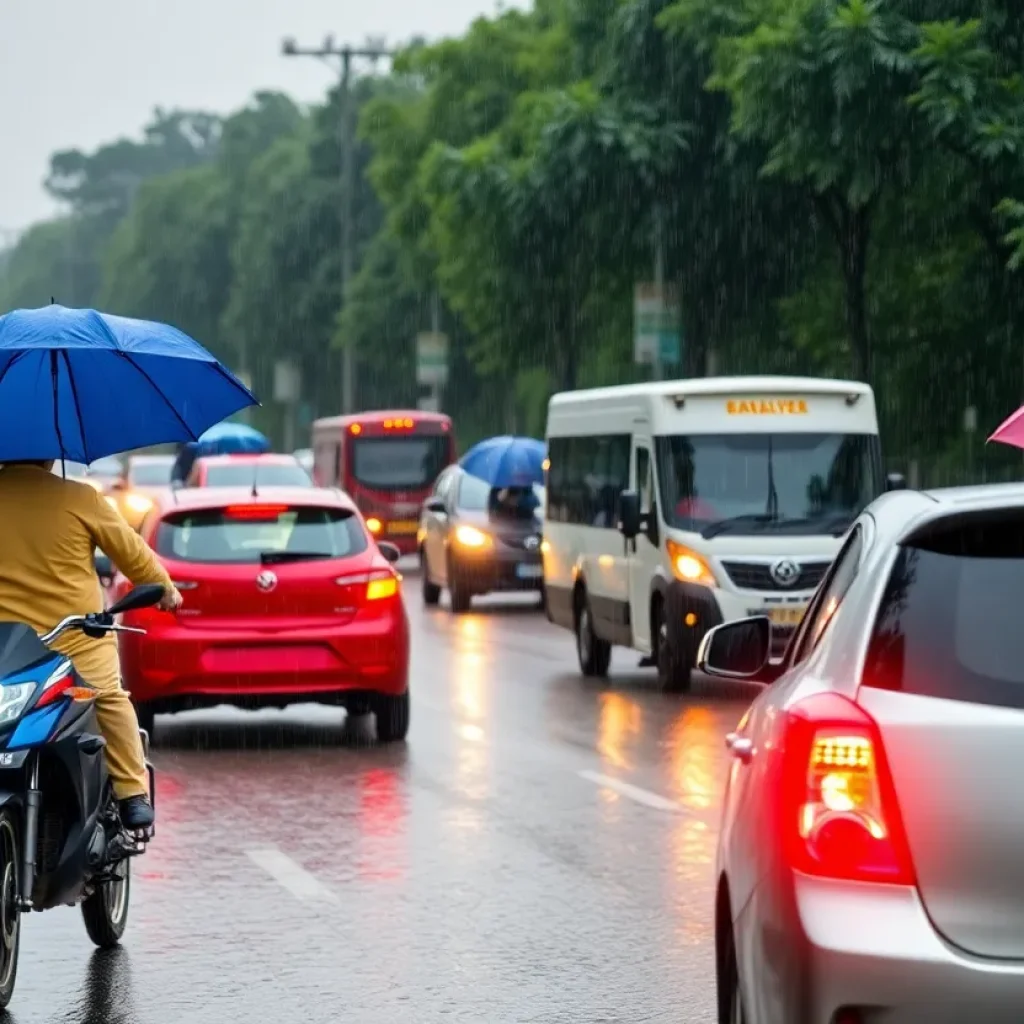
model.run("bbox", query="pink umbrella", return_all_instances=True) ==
[988,406,1024,449]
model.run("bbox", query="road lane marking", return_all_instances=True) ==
[577,770,679,812]
[246,846,339,904]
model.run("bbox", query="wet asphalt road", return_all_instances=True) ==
[8,571,758,1024]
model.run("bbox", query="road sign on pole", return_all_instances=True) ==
[416,332,449,386]
[634,283,681,368]
[273,360,301,404]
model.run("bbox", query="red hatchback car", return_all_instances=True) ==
[110,487,410,742]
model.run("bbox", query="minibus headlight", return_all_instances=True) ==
[666,540,718,588]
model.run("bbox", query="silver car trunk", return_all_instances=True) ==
[858,686,1024,959]
[857,508,1024,959]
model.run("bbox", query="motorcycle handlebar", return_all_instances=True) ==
[37,584,164,645]
[38,615,147,646]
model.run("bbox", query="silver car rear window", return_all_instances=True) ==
[865,514,1024,708]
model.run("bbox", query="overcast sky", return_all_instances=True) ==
[0,0,513,238]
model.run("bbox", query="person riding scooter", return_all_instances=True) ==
[0,460,182,829]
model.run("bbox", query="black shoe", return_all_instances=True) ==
[119,795,155,830]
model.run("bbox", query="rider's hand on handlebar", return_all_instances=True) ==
[157,585,183,612]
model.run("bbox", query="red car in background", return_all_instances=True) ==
[110,487,410,742]
[185,453,313,489]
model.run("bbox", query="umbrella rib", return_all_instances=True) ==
[59,350,89,461]
[114,352,200,441]
[49,351,68,462]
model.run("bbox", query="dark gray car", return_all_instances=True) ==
[419,466,544,613]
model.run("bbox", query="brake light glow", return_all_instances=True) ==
[224,504,288,520]
[781,693,914,885]
[334,569,400,602]
[383,418,414,430]
[366,517,382,534]
[366,577,399,601]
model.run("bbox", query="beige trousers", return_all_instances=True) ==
[66,642,148,800]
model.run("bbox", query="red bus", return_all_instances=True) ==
[311,410,457,554]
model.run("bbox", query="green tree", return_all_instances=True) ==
[696,0,923,382]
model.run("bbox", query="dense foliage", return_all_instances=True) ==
[3,0,1024,482]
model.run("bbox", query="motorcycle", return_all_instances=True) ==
[0,583,162,1008]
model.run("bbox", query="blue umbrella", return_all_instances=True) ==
[459,436,546,488]
[0,305,257,463]
[193,422,270,456]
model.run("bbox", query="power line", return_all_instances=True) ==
[281,35,394,416]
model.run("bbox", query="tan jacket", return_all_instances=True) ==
[0,464,173,661]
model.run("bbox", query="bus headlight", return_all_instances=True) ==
[666,540,718,588]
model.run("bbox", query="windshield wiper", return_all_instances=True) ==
[701,514,778,539]
[771,513,855,537]
[259,551,333,564]
[766,436,779,520]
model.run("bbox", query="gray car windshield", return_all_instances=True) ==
[654,432,882,536]
[458,475,542,520]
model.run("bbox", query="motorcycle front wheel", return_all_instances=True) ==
[0,810,22,1007]
[82,856,130,948]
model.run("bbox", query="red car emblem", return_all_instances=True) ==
[255,570,277,592]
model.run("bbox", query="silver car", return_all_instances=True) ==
[700,483,1024,1024]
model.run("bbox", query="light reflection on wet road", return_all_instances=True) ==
[8,577,757,1023]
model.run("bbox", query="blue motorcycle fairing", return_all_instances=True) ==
[7,704,65,750]
[0,655,67,689]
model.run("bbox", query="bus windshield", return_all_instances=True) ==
[350,435,451,491]
[654,432,882,537]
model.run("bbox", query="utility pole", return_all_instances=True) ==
[652,204,665,381]
[281,34,393,415]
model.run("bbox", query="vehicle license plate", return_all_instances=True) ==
[765,605,807,627]
[388,520,419,535]
[516,564,544,579]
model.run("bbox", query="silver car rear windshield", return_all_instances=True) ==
[864,512,1024,709]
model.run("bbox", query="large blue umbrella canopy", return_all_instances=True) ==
[0,305,257,463]
[193,422,270,456]
[459,435,546,488]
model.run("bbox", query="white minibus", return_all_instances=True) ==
[542,376,900,690]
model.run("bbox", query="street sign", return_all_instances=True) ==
[273,360,301,403]
[634,283,681,366]
[416,332,448,386]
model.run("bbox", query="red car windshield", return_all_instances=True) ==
[155,506,367,564]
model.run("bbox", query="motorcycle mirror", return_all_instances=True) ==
[106,584,165,616]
